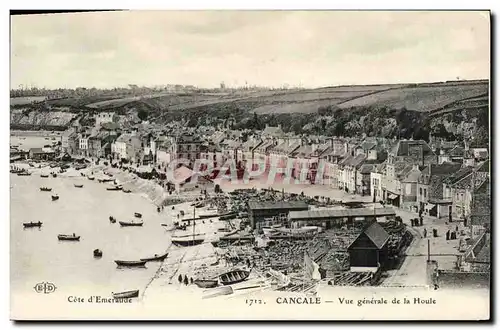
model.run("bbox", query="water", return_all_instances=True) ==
[10,170,178,301]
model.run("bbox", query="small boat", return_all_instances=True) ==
[112,290,139,299]
[122,189,132,193]
[88,176,95,181]
[171,233,205,247]
[101,178,114,183]
[119,220,143,227]
[40,174,49,178]
[202,286,233,299]
[134,212,142,218]
[140,252,168,262]
[219,213,237,221]
[109,216,117,223]
[107,185,122,191]
[58,234,80,241]
[218,269,250,286]
[51,195,59,201]
[40,187,52,192]
[74,184,84,188]
[23,221,42,228]
[194,279,219,289]
[93,249,103,258]
[51,173,57,178]
[17,172,31,176]
[114,260,147,267]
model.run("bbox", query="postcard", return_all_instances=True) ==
[10,10,490,321]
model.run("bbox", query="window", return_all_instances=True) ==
[419,187,423,196]
[424,189,427,198]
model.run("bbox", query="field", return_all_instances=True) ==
[338,83,488,112]
[10,96,47,106]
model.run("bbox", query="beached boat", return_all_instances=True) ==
[101,178,114,183]
[198,209,219,218]
[114,260,147,267]
[112,290,139,299]
[134,212,142,218]
[107,186,122,191]
[88,176,95,181]
[194,279,219,289]
[51,173,57,178]
[93,249,103,258]
[109,216,117,223]
[51,195,59,201]
[218,269,250,286]
[40,174,49,178]
[122,189,132,193]
[23,221,42,228]
[140,252,168,262]
[17,172,31,176]
[74,184,84,188]
[119,220,143,227]
[58,234,80,241]
[219,212,237,221]
[40,187,52,192]
[202,286,233,299]
[171,233,205,247]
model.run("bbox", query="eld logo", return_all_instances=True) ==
[34,282,57,294]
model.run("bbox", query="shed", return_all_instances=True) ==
[347,221,390,272]
[248,201,309,230]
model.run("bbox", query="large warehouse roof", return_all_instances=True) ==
[289,207,395,221]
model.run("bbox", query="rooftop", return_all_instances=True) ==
[289,207,395,221]
[248,200,309,211]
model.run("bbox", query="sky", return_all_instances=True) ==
[10,11,490,89]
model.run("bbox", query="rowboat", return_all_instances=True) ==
[40,174,49,178]
[109,216,117,223]
[93,249,103,258]
[17,172,31,176]
[140,252,168,262]
[51,195,59,201]
[194,279,219,289]
[171,233,205,247]
[219,213,237,221]
[122,189,132,193]
[112,290,139,299]
[51,173,57,178]
[74,184,84,188]
[202,286,233,299]
[218,269,250,286]
[134,212,142,218]
[23,221,42,228]
[88,176,95,181]
[40,187,52,192]
[107,186,122,191]
[114,260,147,267]
[58,234,80,241]
[119,220,143,227]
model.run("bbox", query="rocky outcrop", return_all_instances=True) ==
[10,109,77,130]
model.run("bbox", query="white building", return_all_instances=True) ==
[95,112,117,128]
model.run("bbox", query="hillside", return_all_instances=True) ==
[10,79,490,146]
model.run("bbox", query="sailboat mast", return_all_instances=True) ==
[193,206,196,244]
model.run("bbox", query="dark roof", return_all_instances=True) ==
[443,166,474,185]
[477,160,489,173]
[391,140,435,157]
[362,222,390,249]
[359,164,376,175]
[289,207,395,221]
[248,201,309,211]
[29,148,44,154]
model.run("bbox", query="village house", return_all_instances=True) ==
[29,147,56,161]
[253,139,276,172]
[418,163,463,218]
[269,138,301,177]
[94,112,118,128]
[261,124,285,141]
[111,132,142,162]
[78,133,91,157]
[390,139,437,165]
[172,134,203,164]
[370,163,386,202]
[338,154,366,194]
[240,137,263,169]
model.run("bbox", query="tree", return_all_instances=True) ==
[138,109,148,121]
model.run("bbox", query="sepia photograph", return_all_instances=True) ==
[9,10,491,321]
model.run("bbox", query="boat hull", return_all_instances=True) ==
[172,238,205,247]
[112,290,139,299]
[58,235,80,241]
[23,222,42,228]
[194,279,219,289]
[140,252,168,262]
[114,260,147,267]
[218,269,250,286]
[119,221,143,227]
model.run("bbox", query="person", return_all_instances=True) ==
[423,228,427,238]
[178,274,183,283]
[455,225,459,232]
[432,269,440,290]
[446,230,450,241]
[419,217,423,226]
